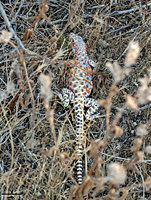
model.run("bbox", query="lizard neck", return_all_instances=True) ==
[73,52,89,70]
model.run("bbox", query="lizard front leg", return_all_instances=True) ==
[56,88,75,107]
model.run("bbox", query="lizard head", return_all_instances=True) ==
[70,33,87,55]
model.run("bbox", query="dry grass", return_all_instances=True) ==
[0,0,151,199]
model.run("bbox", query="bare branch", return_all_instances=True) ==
[0,2,25,50]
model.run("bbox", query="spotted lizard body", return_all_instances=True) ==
[58,33,100,185]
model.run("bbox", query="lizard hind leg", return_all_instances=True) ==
[84,98,100,120]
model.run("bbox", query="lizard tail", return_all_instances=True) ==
[74,101,84,185]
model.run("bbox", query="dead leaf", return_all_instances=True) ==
[144,177,151,191]
[0,30,12,43]
[26,138,39,149]
[21,29,33,41]
[40,146,58,156]
[110,125,124,137]
[126,95,138,111]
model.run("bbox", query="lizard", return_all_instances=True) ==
[57,33,100,185]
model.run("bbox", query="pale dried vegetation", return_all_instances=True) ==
[0,0,151,199]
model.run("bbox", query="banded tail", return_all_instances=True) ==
[74,98,84,185]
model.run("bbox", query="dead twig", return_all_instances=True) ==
[0,2,25,50]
